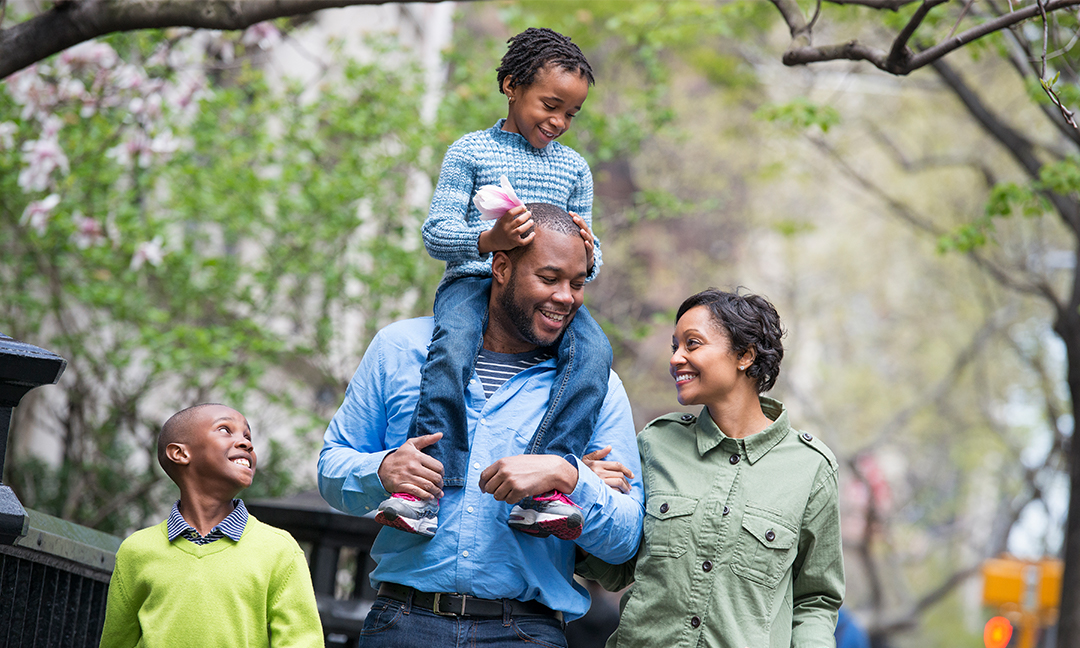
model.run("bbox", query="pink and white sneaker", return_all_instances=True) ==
[375,493,438,537]
[508,490,583,540]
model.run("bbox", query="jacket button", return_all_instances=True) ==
[690,616,701,628]
[702,560,713,572]
[801,432,813,442]
[722,506,730,516]
[729,454,740,465]
[681,414,694,422]
[660,503,669,514]
[765,530,776,542]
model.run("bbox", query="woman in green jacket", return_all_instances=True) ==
[580,288,844,648]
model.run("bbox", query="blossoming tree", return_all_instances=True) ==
[1,26,440,532]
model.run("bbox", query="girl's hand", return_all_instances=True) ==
[478,205,534,254]
[582,445,633,494]
[570,212,596,273]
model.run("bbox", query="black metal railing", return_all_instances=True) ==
[0,333,121,648]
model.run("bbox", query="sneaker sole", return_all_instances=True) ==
[375,510,436,537]
[509,509,583,541]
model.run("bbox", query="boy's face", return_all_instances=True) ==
[502,63,589,150]
[183,405,257,492]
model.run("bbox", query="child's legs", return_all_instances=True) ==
[409,276,490,487]
[526,305,612,461]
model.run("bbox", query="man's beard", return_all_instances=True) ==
[499,269,563,348]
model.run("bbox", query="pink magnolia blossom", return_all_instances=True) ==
[8,66,58,120]
[131,237,166,270]
[242,22,282,50]
[57,42,119,74]
[473,175,525,220]
[72,212,106,249]
[0,122,16,150]
[20,194,60,235]
[19,134,70,192]
[107,128,181,168]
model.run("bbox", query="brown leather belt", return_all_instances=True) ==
[377,582,563,621]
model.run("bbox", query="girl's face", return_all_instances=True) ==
[669,306,754,407]
[502,64,589,150]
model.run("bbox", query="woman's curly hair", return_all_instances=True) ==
[675,288,786,394]
[496,27,594,94]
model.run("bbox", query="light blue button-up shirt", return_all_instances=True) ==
[317,317,644,621]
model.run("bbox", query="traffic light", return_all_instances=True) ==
[983,616,1013,648]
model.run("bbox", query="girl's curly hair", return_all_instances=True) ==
[496,27,594,94]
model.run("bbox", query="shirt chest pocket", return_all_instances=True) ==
[732,506,798,588]
[643,494,698,559]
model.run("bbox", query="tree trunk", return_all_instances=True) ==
[1057,302,1080,648]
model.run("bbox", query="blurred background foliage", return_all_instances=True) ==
[2,1,1075,646]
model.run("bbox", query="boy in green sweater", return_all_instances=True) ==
[99,404,324,648]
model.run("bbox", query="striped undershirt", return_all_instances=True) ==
[476,348,553,398]
[166,498,248,545]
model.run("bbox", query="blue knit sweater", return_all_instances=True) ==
[422,119,600,286]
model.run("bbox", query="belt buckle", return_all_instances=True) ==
[433,592,468,616]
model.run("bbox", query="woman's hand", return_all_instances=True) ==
[478,205,534,254]
[570,212,596,274]
[582,445,633,494]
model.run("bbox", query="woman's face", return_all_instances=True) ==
[670,305,752,407]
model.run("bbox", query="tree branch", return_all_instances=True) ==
[933,58,1080,235]
[774,0,1080,75]
[0,0,447,80]
[886,0,950,71]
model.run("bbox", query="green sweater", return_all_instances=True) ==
[100,515,324,648]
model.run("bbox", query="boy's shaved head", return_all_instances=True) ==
[158,403,223,479]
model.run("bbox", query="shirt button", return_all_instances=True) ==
[659,502,669,514]
[480,418,487,425]
[467,506,474,513]
[729,454,740,465]
[702,561,712,572]
[462,550,469,557]
[722,506,730,516]
[680,414,694,422]
[473,462,481,470]
[801,432,813,441]
[765,530,776,542]
[690,616,701,628]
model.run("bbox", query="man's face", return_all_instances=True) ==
[493,228,587,352]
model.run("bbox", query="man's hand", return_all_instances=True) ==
[478,205,535,255]
[582,446,634,494]
[479,455,578,505]
[569,212,596,273]
[377,433,445,499]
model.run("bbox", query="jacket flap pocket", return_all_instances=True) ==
[741,513,796,550]
[645,494,698,520]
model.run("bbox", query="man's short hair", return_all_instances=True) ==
[503,203,580,263]
[157,403,220,479]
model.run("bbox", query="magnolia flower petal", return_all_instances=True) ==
[473,174,525,220]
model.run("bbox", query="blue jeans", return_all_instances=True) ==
[408,276,612,486]
[357,596,568,648]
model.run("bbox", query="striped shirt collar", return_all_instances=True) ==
[167,499,248,544]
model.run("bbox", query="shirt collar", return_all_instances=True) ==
[695,397,790,464]
[166,499,248,542]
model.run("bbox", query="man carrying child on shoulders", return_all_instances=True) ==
[317,203,643,648]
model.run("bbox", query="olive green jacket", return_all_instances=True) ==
[578,398,844,648]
